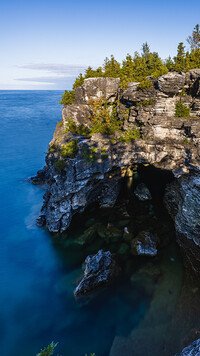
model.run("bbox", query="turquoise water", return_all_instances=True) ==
[0,91,151,356]
[1,90,195,356]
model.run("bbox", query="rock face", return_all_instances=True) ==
[164,171,200,274]
[157,72,185,95]
[134,183,152,201]
[131,231,159,256]
[175,338,200,356]
[74,249,117,297]
[33,71,200,275]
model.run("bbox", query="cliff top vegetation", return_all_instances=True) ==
[60,24,200,105]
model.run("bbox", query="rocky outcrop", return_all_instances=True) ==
[32,70,200,276]
[164,171,200,274]
[175,338,200,356]
[157,72,185,95]
[131,231,159,256]
[74,249,117,297]
[134,183,152,201]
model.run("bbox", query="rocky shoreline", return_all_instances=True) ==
[32,69,200,355]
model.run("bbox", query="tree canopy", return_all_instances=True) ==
[60,24,200,105]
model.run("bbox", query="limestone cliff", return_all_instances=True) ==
[32,70,200,274]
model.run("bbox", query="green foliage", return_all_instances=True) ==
[59,139,79,158]
[103,55,121,78]
[48,143,57,153]
[57,120,63,127]
[175,101,190,117]
[59,26,200,108]
[138,79,153,91]
[59,90,75,105]
[36,342,59,356]
[82,146,98,162]
[54,160,67,171]
[167,27,200,72]
[119,126,141,142]
[187,24,200,50]
[173,42,188,72]
[136,99,154,106]
[73,73,84,89]
[88,98,121,135]
[63,118,90,135]
[165,56,175,71]
[101,147,109,160]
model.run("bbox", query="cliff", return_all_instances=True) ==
[32,69,200,275]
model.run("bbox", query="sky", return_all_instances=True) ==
[0,0,200,90]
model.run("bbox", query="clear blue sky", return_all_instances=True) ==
[1,0,200,89]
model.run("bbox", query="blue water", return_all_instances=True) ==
[0,91,151,356]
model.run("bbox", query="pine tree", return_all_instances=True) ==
[174,42,186,72]
[187,24,200,50]
[141,42,150,60]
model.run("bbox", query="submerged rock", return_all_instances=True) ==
[175,338,200,355]
[131,231,159,256]
[130,263,162,295]
[134,183,152,201]
[74,249,118,297]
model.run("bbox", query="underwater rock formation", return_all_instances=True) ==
[131,231,159,256]
[74,249,117,297]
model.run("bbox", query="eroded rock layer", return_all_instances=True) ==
[33,70,200,274]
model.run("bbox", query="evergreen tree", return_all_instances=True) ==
[103,55,121,77]
[141,42,150,60]
[174,42,187,72]
[187,24,200,50]
[165,56,175,71]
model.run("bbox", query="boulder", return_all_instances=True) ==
[62,104,90,127]
[30,168,48,185]
[75,77,120,104]
[175,338,200,356]
[74,250,118,297]
[157,72,186,95]
[134,183,152,201]
[131,231,159,256]
[121,82,156,103]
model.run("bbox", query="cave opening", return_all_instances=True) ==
[53,164,186,356]
[116,164,176,247]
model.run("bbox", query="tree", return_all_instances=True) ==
[187,24,200,50]
[141,42,150,60]
[103,55,121,77]
[174,42,187,72]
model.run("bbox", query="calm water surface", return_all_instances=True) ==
[0,90,194,356]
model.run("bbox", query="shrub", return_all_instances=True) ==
[54,160,67,171]
[138,79,152,91]
[36,342,59,356]
[63,118,90,135]
[82,146,99,162]
[88,98,121,135]
[135,99,154,106]
[119,126,141,142]
[59,139,79,158]
[48,143,57,153]
[101,147,109,160]
[175,101,190,117]
[59,90,75,105]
